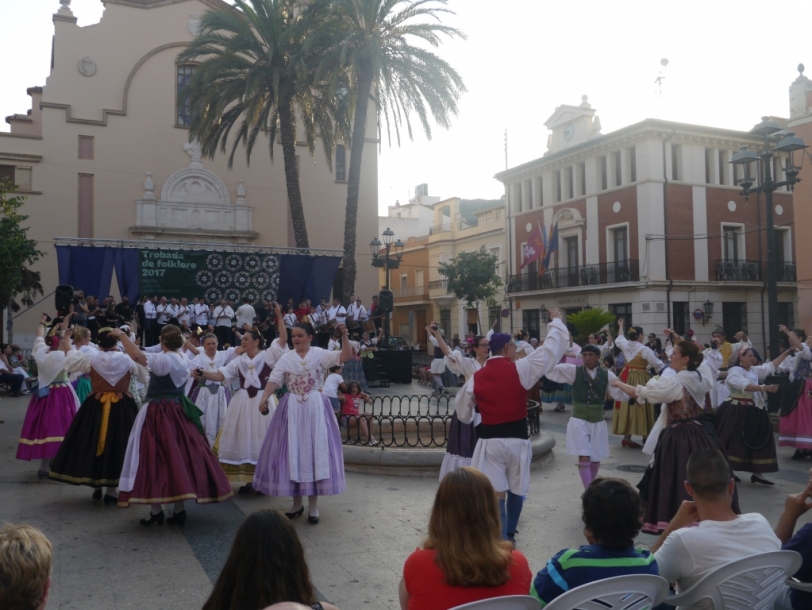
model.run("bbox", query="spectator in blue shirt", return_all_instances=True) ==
[530,477,658,606]
[774,468,812,610]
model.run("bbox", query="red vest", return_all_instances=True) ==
[473,357,528,425]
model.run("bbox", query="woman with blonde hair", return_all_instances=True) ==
[70,325,97,404]
[398,467,532,609]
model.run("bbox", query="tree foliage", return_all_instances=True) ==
[305,0,466,300]
[178,0,350,248]
[437,247,502,308]
[565,308,616,344]
[0,179,44,314]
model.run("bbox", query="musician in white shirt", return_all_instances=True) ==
[347,296,368,323]
[235,297,256,330]
[212,298,235,350]
[194,298,210,328]
[176,297,191,327]
[328,298,347,325]
[143,296,158,346]
[155,297,172,334]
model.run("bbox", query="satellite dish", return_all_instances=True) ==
[661,58,669,67]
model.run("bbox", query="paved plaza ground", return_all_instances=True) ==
[1,382,810,609]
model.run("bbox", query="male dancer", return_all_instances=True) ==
[456,309,568,543]
[545,344,628,488]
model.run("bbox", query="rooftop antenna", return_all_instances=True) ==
[654,58,669,118]
[504,129,508,170]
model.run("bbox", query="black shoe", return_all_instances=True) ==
[285,507,304,519]
[238,483,253,494]
[92,489,102,501]
[103,494,118,506]
[792,449,805,460]
[167,511,187,526]
[140,511,165,527]
[308,514,320,524]
[733,474,741,482]
[751,474,775,486]
[37,469,49,479]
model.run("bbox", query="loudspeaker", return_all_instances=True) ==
[55,285,74,314]
[378,289,393,313]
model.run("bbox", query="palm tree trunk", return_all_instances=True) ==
[279,102,309,249]
[342,61,374,302]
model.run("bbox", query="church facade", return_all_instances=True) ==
[1,0,379,341]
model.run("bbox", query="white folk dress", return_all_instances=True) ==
[188,347,238,446]
[214,340,288,482]
[253,347,347,497]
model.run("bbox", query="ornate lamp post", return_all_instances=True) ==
[370,228,404,347]
[730,118,807,358]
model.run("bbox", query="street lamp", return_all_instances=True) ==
[730,117,807,358]
[702,299,714,326]
[539,304,550,324]
[370,228,404,348]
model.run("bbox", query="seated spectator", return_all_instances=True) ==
[202,509,339,610]
[399,467,532,609]
[651,448,781,610]
[773,467,812,610]
[531,477,658,606]
[0,350,26,398]
[0,523,52,610]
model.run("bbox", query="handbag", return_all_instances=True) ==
[37,385,50,398]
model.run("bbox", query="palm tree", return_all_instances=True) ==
[566,308,617,345]
[178,0,347,249]
[308,0,466,300]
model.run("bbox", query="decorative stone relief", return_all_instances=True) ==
[775,204,784,216]
[188,15,202,36]
[727,201,737,212]
[526,222,532,232]
[78,56,97,77]
[612,202,621,213]
[134,143,254,237]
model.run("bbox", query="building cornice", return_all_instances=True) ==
[0,152,43,163]
[102,0,234,11]
[495,118,788,183]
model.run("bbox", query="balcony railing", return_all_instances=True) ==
[393,285,429,299]
[715,259,762,282]
[506,260,640,293]
[429,279,448,290]
[775,262,797,282]
[429,223,452,235]
[716,260,796,282]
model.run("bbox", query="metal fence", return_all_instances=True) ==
[340,394,541,448]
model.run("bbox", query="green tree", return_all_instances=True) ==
[0,179,44,341]
[178,0,348,249]
[565,308,616,344]
[438,247,501,333]
[308,0,466,300]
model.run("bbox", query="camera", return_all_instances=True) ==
[430,324,439,331]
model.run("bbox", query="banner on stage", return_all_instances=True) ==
[139,249,280,303]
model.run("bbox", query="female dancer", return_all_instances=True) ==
[186,333,239,446]
[611,337,738,533]
[612,319,663,448]
[253,323,352,523]
[195,306,287,493]
[716,344,793,485]
[70,326,97,404]
[114,324,233,525]
[49,328,146,503]
[777,326,812,459]
[17,313,80,478]
[428,324,490,479]
[340,333,369,392]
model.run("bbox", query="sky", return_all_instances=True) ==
[2,0,811,214]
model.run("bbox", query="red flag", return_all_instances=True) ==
[521,222,545,268]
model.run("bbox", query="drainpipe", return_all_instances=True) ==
[663,132,675,328]
[757,190,766,356]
